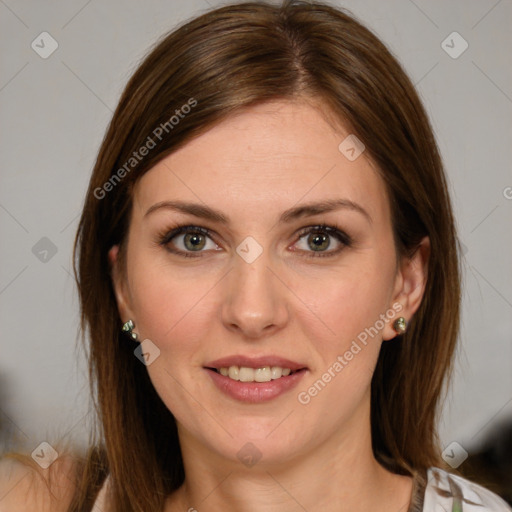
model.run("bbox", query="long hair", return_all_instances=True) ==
[69,1,461,509]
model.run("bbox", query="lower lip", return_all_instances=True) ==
[205,368,307,403]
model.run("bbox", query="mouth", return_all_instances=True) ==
[203,356,308,403]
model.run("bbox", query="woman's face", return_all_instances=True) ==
[110,99,427,468]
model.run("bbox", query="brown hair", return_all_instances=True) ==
[66,0,461,509]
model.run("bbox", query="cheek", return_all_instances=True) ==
[292,262,394,420]
[126,259,219,418]
[128,260,214,351]
[293,256,395,358]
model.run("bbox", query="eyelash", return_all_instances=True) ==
[156,223,353,259]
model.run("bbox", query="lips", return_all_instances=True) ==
[203,355,308,403]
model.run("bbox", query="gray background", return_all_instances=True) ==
[0,0,511,462]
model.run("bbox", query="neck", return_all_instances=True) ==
[165,395,413,512]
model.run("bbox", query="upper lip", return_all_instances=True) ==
[204,355,307,371]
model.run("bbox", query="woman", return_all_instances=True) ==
[1,1,510,511]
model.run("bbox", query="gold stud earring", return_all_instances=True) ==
[122,319,139,341]
[393,317,407,335]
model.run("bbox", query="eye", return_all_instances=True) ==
[293,224,352,258]
[157,225,220,258]
[157,223,352,259]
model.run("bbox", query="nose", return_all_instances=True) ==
[221,248,289,339]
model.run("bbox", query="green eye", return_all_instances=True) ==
[159,225,218,258]
[157,223,352,259]
[294,224,352,258]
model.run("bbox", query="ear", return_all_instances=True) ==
[108,244,134,324]
[382,236,430,341]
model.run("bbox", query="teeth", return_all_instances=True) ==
[255,367,271,382]
[228,366,239,381]
[239,367,255,382]
[217,365,295,382]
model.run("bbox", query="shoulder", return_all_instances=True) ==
[0,451,78,512]
[423,467,512,511]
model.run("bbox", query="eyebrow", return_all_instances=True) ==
[144,198,372,225]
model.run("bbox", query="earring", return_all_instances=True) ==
[122,319,139,341]
[393,317,407,335]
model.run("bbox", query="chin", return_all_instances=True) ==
[211,425,307,467]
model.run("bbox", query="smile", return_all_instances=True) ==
[203,355,308,403]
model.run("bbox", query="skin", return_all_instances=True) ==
[109,98,430,512]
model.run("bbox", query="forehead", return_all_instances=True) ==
[132,99,390,226]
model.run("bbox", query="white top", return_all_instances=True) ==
[423,468,511,511]
[92,467,512,511]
